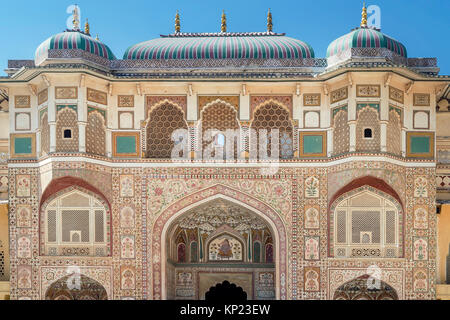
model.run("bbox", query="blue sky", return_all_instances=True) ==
[1,0,449,75]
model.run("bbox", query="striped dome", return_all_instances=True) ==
[123,33,315,60]
[327,27,407,58]
[35,31,116,63]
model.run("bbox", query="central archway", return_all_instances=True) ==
[205,281,248,302]
[152,184,287,300]
[166,197,275,300]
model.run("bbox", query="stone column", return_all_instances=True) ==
[240,94,250,121]
[36,130,41,157]
[401,127,407,157]
[327,128,334,157]
[292,120,299,158]
[380,120,388,152]
[48,86,57,153]
[78,122,87,153]
[349,120,357,152]
[348,84,357,153]
[239,121,251,160]
[106,128,112,158]
[188,121,197,160]
[78,84,87,153]
[187,94,198,121]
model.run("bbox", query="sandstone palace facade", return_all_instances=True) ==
[0,6,449,300]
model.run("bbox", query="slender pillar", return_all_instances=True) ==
[380,121,388,152]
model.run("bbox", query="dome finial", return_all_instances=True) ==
[267,8,273,33]
[85,19,90,35]
[221,10,227,33]
[73,5,80,30]
[95,34,100,41]
[361,2,368,27]
[175,10,181,33]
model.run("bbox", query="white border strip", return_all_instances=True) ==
[8,156,436,169]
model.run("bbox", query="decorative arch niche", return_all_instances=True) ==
[198,100,241,160]
[45,273,108,300]
[154,186,287,300]
[145,101,188,159]
[86,109,106,156]
[333,275,399,300]
[250,101,294,160]
[329,176,404,259]
[166,198,273,264]
[40,177,111,257]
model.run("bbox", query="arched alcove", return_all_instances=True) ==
[45,273,108,300]
[40,177,111,257]
[329,176,404,258]
[333,275,399,300]
[160,192,282,300]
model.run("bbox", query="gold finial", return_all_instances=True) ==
[267,8,273,33]
[95,34,100,41]
[221,10,227,33]
[85,19,90,35]
[73,5,80,30]
[175,10,181,33]
[361,2,368,27]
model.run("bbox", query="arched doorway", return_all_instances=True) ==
[163,196,278,300]
[205,281,248,302]
[333,275,399,300]
[153,185,288,300]
[45,274,108,300]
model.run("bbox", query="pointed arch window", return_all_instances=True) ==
[43,189,110,257]
[332,189,401,258]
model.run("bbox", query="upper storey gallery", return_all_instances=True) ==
[2,6,449,161]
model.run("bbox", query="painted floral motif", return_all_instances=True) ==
[148,178,292,221]
[259,272,275,287]
[17,266,32,289]
[305,176,319,198]
[177,272,193,286]
[414,176,428,198]
[16,175,31,197]
[413,269,428,292]
[304,267,320,292]
[17,236,32,258]
[413,238,428,261]
[305,237,320,260]
[305,206,320,229]
[120,175,134,197]
[121,236,135,259]
[16,205,32,228]
[121,267,136,290]
[120,206,135,228]
[414,206,428,229]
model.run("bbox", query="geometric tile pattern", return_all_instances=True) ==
[40,110,50,157]
[56,107,79,153]
[146,102,187,159]
[387,108,402,156]
[86,110,106,156]
[200,102,240,159]
[356,106,380,152]
[332,107,349,155]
